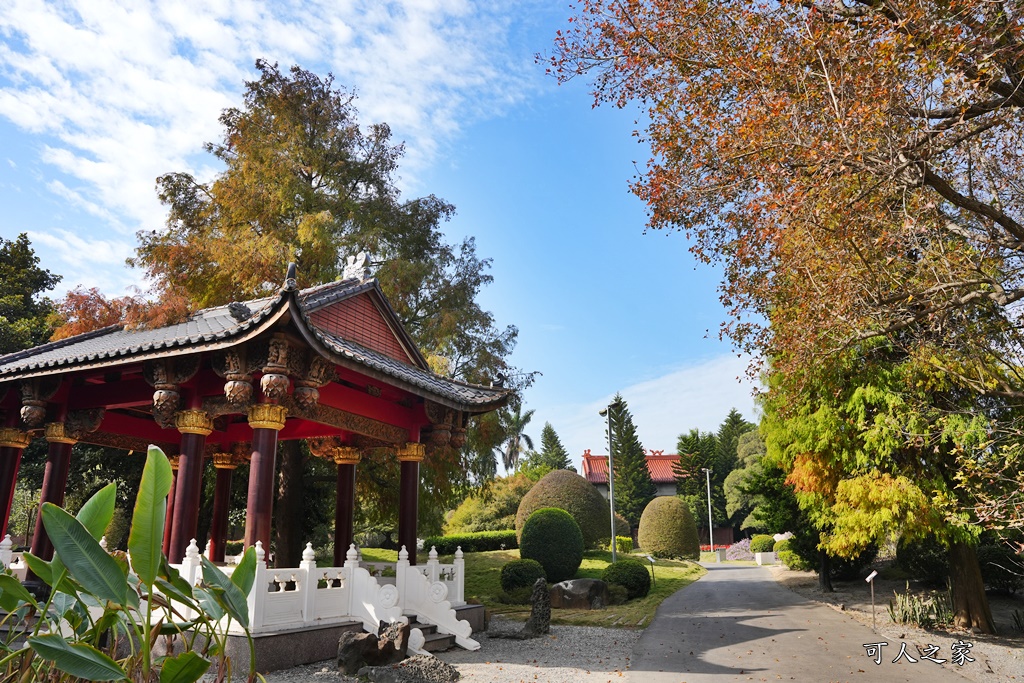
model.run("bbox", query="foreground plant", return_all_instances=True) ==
[0,445,258,682]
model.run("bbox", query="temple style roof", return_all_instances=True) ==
[0,271,508,412]
[581,450,684,484]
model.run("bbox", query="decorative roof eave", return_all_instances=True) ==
[0,291,293,385]
[286,294,509,414]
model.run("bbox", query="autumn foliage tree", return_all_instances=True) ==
[122,60,522,561]
[551,0,1024,632]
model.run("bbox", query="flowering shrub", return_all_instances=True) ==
[726,538,754,561]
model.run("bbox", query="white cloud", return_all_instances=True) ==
[27,229,137,294]
[541,354,761,470]
[0,0,535,242]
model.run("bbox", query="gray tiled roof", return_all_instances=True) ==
[0,296,280,376]
[0,277,507,409]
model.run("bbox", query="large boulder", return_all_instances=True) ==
[515,469,610,547]
[549,578,609,610]
[337,621,411,674]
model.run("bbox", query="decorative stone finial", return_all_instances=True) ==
[346,544,358,562]
[99,536,107,551]
[429,546,438,561]
[398,546,409,561]
[255,540,266,562]
[0,535,11,552]
[455,547,463,560]
[302,542,316,562]
[342,252,371,281]
[185,538,200,561]
[284,262,298,291]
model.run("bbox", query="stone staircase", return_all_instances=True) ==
[405,616,455,652]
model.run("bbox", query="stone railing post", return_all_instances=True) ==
[427,546,440,583]
[247,541,269,633]
[299,542,317,625]
[396,545,411,611]
[343,543,360,617]
[452,546,465,606]
[0,534,11,567]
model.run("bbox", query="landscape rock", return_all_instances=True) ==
[488,578,550,640]
[337,621,411,674]
[358,654,461,683]
[337,631,379,674]
[549,578,608,610]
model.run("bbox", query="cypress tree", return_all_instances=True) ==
[609,394,657,532]
[538,422,572,471]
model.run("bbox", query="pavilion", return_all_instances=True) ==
[0,258,509,573]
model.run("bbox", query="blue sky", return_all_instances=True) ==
[0,0,757,467]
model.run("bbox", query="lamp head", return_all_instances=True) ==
[598,408,608,417]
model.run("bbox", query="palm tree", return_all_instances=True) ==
[495,404,535,472]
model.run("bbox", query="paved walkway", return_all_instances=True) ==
[628,564,977,683]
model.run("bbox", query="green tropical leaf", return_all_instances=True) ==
[52,482,118,580]
[199,557,249,627]
[0,573,37,611]
[41,504,127,606]
[191,586,226,622]
[27,634,127,681]
[229,546,257,597]
[128,446,173,587]
[159,651,211,683]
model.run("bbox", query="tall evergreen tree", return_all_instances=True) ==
[673,428,719,528]
[609,394,656,531]
[0,234,61,354]
[538,422,572,471]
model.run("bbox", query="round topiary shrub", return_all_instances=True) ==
[637,496,700,560]
[750,535,776,553]
[500,558,546,594]
[516,470,610,547]
[519,507,584,583]
[602,558,651,599]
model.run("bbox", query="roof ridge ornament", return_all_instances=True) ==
[284,262,298,291]
[342,252,371,281]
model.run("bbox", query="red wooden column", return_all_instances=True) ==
[397,442,425,566]
[333,446,361,566]
[28,423,77,562]
[162,455,179,557]
[0,427,31,538]
[168,410,212,563]
[243,404,287,555]
[208,451,239,563]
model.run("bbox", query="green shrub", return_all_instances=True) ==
[896,534,949,586]
[778,549,813,571]
[602,558,651,599]
[225,539,244,556]
[519,507,584,583]
[636,496,699,560]
[421,530,518,555]
[516,470,610,547]
[612,536,634,554]
[500,559,546,593]
[445,474,535,534]
[750,534,776,553]
[773,538,791,553]
[606,583,629,605]
[977,545,1024,594]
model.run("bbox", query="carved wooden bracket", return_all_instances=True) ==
[144,356,200,429]
[308,435,362,464]
[289,349,334,410]
[45,408,106,444]
[260,333,291,401]
[283,395,407,445]
[212,347,260,409]
[18,377,60,428]
[423,399,454,447]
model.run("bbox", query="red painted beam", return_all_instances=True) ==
[99,411,182,442]
[317,381,419,431]
[68,379,155,410]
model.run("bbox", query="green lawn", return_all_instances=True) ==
[357,546,706,628]
[458,549,706,628]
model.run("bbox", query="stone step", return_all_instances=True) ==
[405,618,455,652]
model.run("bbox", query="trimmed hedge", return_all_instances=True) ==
[519,507,584,583]
[500,559,546,593]
[421,530,518,555]
[602,558,651,599]
[516,470,610,547]
[612,536,634,554]
[637,496,700,560]
[750,535,776,553]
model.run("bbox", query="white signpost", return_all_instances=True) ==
[866,570,879,632]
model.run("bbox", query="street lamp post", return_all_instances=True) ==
[702,467,715,560]
[599,401,619,562]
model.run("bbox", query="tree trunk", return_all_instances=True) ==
[273,441,305,567]
[817,550,833,592]
[948,540,996,634]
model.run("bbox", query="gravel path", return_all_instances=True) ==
[255,618,640,683]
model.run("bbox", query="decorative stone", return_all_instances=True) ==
[337,620,411,675]
[346,544,359,563]
[0,428,31,450]
[247,404,287,431]
[174,410,213,436]
[260,373,290,400]
[255,540,266,562]
[337,631,379,675]
[358,655,461,683]
[185,539,200,561]
[302,542,316,562]
[489,578,550,640]
[342,252,371,281]
[549,578,609,610]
